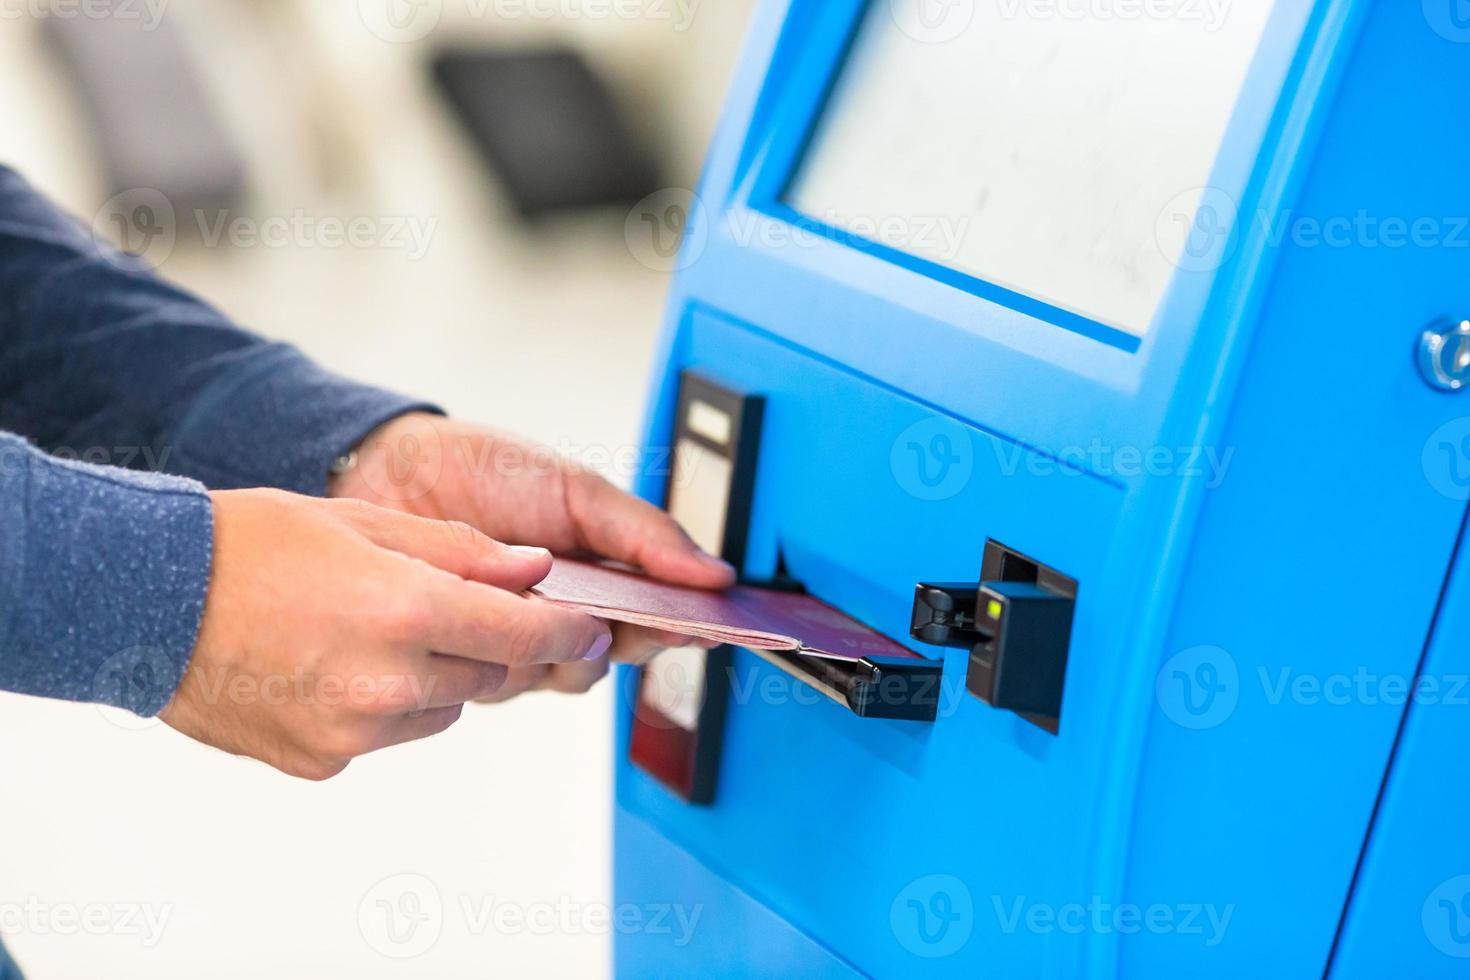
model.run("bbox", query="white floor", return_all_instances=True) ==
[0,5,746,976]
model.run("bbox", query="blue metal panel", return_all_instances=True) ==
[620,310,1122,976]
[615,0,1470,975]
[615,809,860,978]
[641,0,1324,482]
[1327,513,1470,978]
[1117,2,1470,973]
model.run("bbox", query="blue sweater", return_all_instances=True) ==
[0,167,433,716]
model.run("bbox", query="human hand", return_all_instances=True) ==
[327,413,734,698]
[159,489,612,780]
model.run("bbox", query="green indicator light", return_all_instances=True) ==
[986,599,1004,620]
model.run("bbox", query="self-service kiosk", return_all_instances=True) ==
[615,1,1470,975]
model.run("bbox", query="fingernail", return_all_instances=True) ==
[698,552,735,575]
[583,631,613,661]
[509,545,552,559]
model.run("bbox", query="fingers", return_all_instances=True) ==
[417,655,509,708]
[334,498,554,591]
[608,624,666,665]
[564,471,735,590]
[301,701,466,770]
[419,574,613,667]
[476,656,611,703]
[534,655,610,694]
[476,623,691,705]
[376,703,465,751]
[338,501,610,667]
[476,623,692,707]
[474,664,549,704]
[608,624,712,665]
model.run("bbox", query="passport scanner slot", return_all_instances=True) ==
[736,553,942,723]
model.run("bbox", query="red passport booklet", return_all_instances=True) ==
[528,559,925,663]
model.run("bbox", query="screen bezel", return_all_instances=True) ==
[649,0,1351,489]
[748,0,1318,352]
[769,2,1294,350]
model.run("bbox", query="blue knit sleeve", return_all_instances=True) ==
[0,433,212,715]
[0,165,439,710]
[0,165,439,495]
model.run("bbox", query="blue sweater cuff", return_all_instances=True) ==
[167,344,441,495]
[0,434,211,715]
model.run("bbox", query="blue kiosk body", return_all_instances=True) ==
[615,1,1470,975]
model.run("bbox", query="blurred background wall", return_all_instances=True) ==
[0,1,751,976]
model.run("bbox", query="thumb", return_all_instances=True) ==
[331,500,554,591]
[565,471,736,589]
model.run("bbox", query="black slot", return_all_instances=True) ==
[752,649,943,722]
[912,541,1078,734]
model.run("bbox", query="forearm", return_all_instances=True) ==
[0,432,210,713]
[0,167,436,495]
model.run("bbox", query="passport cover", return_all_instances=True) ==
[528,559,926,663]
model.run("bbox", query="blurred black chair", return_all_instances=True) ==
[431,46,663,219]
